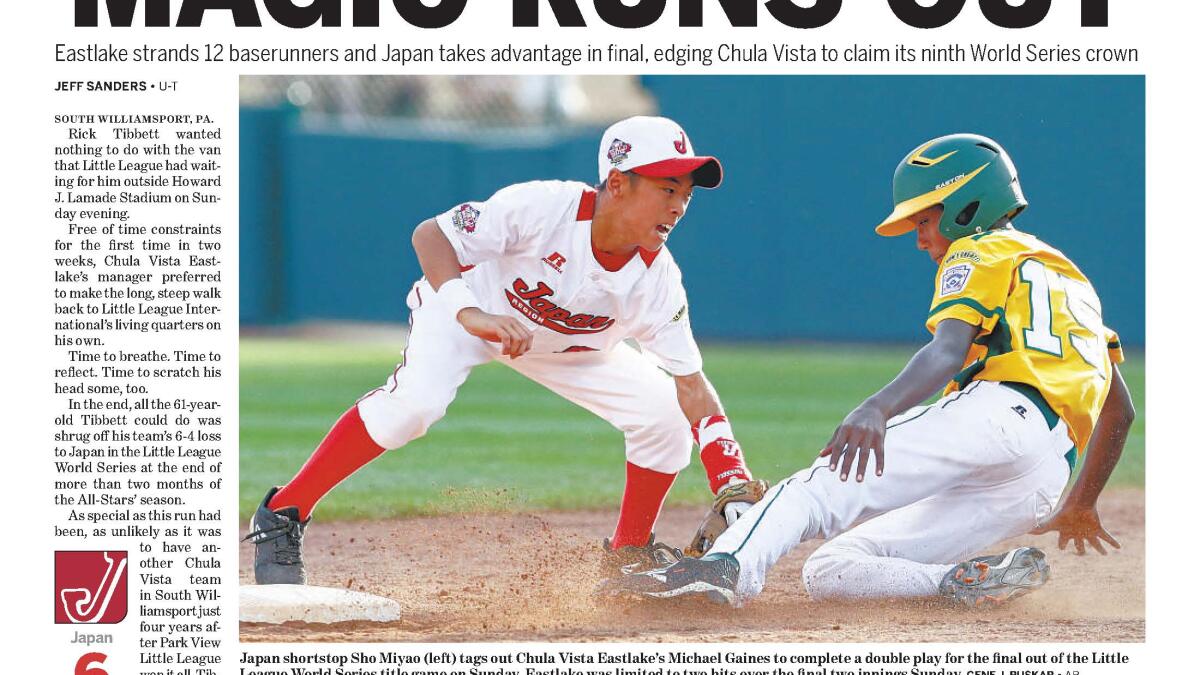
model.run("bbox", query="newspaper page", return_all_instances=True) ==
[7,2,1188,674]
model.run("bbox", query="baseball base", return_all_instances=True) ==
[239,585,401,624]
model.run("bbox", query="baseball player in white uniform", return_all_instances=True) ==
[246,116,769,585]
[603,134,1136,608]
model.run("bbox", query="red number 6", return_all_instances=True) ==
[75,652,108,675]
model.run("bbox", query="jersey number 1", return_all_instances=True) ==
[1018,259,1107,378]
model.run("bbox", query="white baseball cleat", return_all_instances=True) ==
[939,546,1050,608]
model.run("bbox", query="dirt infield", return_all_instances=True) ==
[239,489,1143,643]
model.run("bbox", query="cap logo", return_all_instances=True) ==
[607,138,632,166]
[908,140,958,167]
[674,132,688,155]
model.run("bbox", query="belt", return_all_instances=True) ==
[998,381,1076,472]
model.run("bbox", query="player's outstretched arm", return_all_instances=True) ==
[675,372,769,555]
[673,371,723,423]
[411,219,532,357]
[1032,366,1135,555]
[822,318,978,481]
[674,372,750,490]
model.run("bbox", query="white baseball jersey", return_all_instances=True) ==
[433,180,702,376]
[357,179,697,474]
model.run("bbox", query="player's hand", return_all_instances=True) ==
[821,403,887,482]
[685,479,770,557]
[1031,504,1120,556]
[456,308,533,358]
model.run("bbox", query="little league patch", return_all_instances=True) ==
[451,204,480,234]
[607,138,632,166]
[939,263,974,296]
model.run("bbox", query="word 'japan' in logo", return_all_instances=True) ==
[451,204,480,234]
[939,263,974,297]
[55,551,129,624]
[505,278,615,335]
[607,138,632,166]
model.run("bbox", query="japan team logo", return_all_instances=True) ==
[505,278,615,334]
[55,551,128,624]
[674,131,688,154]
[939,263,974,297]
[451,204,480,234]
[607,138,632,166]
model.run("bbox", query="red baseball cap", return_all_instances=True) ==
[598,116,723,189]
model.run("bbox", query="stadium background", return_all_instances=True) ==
[238,75,1144,520]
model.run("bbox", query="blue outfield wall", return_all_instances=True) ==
[240,76,1145,344]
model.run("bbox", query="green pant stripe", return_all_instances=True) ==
[731,476,798,557]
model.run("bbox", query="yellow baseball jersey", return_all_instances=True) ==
[925,228,1124,452]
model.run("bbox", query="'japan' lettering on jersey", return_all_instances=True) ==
[925,229,1124,452]
[434,180,702,376]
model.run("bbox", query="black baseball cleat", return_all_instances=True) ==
[599,553,740,605]
[243,487,309,585]
[939,546,1050,608]
[600,534,684,578]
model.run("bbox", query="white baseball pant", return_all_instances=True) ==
[355,279,694,474]
[708,380,1073,602]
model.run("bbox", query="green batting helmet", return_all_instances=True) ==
[877,134,1027,241]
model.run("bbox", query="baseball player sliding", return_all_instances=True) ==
[605,134,1135,607]
[245,116,768,585]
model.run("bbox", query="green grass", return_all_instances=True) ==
[240,339,1145,520]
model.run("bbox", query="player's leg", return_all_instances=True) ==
[800,459,1067,601]
[266,280,493,520]
[504,344,692,552]
[708,381,1073,601]
[249,281,494,583]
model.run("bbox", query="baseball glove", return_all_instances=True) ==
[685,479,770,557]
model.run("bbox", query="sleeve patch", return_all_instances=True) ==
[450,204,480,234]
[671,304,688,323]
[939,263,974,297]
